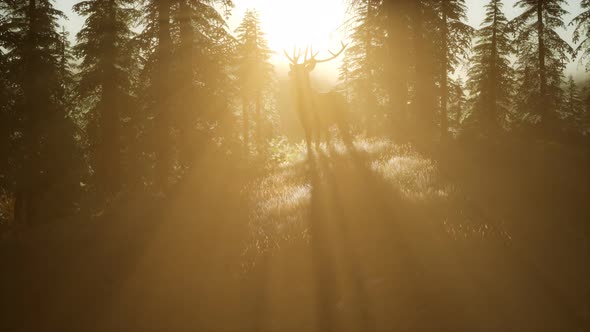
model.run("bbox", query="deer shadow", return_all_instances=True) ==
[303,142,440,331]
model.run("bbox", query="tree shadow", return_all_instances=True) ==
[304,142,429,331]
[301,139,585,331]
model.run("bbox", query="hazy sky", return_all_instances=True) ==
[55,0,586,84]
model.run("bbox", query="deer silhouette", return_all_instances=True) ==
[284,43,350,151]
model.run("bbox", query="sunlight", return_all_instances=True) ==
[5,0,590,331]
[230,0,348,79]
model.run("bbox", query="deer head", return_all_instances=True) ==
[283,42,347,86]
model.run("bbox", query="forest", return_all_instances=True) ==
[0,0,589,331]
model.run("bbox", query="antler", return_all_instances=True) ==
[311,41,347,64]
[283,46,305,65]
[284,42,347,65]
[309,46,320,60]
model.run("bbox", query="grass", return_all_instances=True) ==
[0,135,588,332]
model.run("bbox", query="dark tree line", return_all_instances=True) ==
[341,0,590,140]
[0,0,276,226]
[0,0,82,225]
[1,0,589,226]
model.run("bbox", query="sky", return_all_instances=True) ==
[55,0,587,85]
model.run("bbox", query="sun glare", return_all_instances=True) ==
[230,0,348,78]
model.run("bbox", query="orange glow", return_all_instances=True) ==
[230,0,348,79]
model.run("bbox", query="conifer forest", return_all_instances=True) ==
[0,0,589,331]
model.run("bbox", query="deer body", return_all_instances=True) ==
[285,44,349,150]
[313,90,351,143]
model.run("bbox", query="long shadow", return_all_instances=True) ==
[314,149,375,332]
[306,153,338,332]
[320,144,482,329]
[306,138,585,331]
[305,141,431,331]
[345,140,585,330]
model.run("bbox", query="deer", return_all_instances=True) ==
[284,43,351,151]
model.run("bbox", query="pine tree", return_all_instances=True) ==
[466,0,513,134]
[448,77,467,135]
[512,61,539,128]
[1,0,82,225]
[562,75,584,133]
[571,0,590,71]
[57,27,75,105]
[378,0,412,132]
[409,0,439,140]
[235,9,273,156]
[342,0,383,135]
[73,0,138,195]
[138,0,175,190]
[345,0,444,139]
[434,0,473,138]
[138,0,235,185]
[511,0,573,129]
[172,0,234,168]
[563,76,582,117]
[0,2,16,198]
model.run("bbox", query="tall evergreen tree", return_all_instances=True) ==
[379,0,412,132]
[466,0,513,134]
[172,0,233,168]
[512,60,539,127]
[73,0,138,195]
[138,0,235,185]
[57,27,75,105]
[511,0,573,129]
[563,76,582,115]
[138,0,174,190]
[562,75,584,133]
[1,0,82,225]
[342,0,383,135]
[235,9,273,155]
[571,0,590,71]
[409,0,438,140]
[1,1,12,179]
[0,2,15,200]
[434,0,473,138]
[346,0,443,139]
[448,77,467,134]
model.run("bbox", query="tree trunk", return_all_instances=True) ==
[537,0,547,126]
[155,0,173,191]
[14,0,38,226]
[365,0,375,135]
[100,0,121,195]
[253,22,263,153]
[411,1,436,141]
[440,4,449,140]
[178,0,196,169]
[489,1,498,134]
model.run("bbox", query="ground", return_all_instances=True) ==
[1,137,588,332]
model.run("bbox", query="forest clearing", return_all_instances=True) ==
[1,0,590,331]
[1,136,588,331]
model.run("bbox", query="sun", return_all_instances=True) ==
[229,0,348,77]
